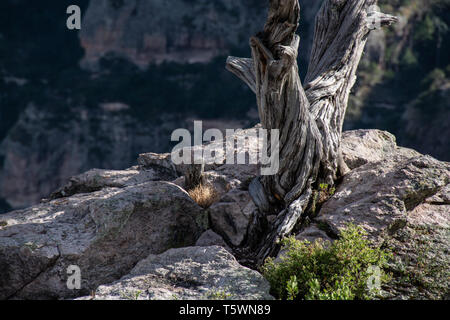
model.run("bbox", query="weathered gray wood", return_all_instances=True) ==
[249,1,322,209]
[227,0,396,266]
[226,57,256,94]
[228,0,322,265]
[256,188,313,260]
[305,0,397,184]
[248,177,271,214]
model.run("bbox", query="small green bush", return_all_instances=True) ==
[262,224,392,300]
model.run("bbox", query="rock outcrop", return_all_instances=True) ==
[78,246,273,300]
[340,129,421,170]
[0,129,448,300]
[299,130,450,299]
[0,168,207,299]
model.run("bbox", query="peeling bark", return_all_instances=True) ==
[226,0,396,266]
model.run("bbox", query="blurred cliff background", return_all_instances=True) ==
[0,0,449,213]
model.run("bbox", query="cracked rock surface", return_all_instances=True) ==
[0,129,448,300]
[78,246,273,300]
[0,180,206,299]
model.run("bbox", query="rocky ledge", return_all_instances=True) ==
[0,129,448,300]
[77,246,272,300]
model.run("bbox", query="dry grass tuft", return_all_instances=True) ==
[188,183,220,208]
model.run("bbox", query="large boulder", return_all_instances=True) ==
[0,175,207,299]
[47,167,177,200]
[208,189,256,247]
[341,129,421,170]
[316,155,449,239]
[78,246,273,300]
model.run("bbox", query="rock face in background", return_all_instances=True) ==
[0,104,182,209]
[346,0,450,161]
[0,129,448,300]
[79,0,266,69]
[79,0,322,70]
[402,81,450,161]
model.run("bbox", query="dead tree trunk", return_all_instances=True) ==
[305,0,398,185]
[226,0,396,266]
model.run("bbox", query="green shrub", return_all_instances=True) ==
[262,224,392,300]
